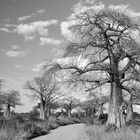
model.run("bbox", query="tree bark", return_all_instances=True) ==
[40,100,46,120]
[46,105,50,119]
[67,110,71,117]
[107,81,124,128]
[4,104,11,119]
[106,56,124,128]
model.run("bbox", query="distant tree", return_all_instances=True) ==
[60,97,80,117]
[80,99,97,117]
[25,74,62,120]
[1,90,22,119]
[123,85,140,122]
[30,106,40,119]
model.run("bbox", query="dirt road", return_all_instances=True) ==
[32,123,89,140]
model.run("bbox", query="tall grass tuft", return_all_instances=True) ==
[86,125,140,140]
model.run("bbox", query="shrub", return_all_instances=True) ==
[47,116,59,130]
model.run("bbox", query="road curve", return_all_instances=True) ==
[32,123,89,140]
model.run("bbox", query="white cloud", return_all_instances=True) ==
[18,9,46,22]
[86,0,95,4]
[0,18,59,44]
[14,64,23,68]
[30,63,45,72]
[109,5,140,19]
[37,9,46,15]
[14,20,58,41]
[0,28,11,32]
[60,21,75,41]
[6,50,25,57]
[11,45,21,50]
[40,37,62,46]
[18,15,34,22]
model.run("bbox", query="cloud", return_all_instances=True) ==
[14,64,23,68]
[11,45,21,50]
[0,18,59,44]
[60,21,74,41]
[109,5,140,19]
[18,9,46,22]
[6,50,25,57]
[30,62,45,72]
[40,37,62,46]
[14,20,58,41]
[36,9,46,15]
[18,15,35,22]
[0,28,11,32]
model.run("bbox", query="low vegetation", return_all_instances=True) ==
[0,114,81,140]
[85,112,140,140]
[86,125,140,140]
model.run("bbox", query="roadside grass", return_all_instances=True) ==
[0,115,81,140]
[86,123,140,140]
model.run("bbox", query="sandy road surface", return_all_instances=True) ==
[32,123,89,140]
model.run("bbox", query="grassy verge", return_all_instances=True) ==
[86,123,140,140]
[0,115,81,140]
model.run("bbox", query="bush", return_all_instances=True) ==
[47,116,59,130]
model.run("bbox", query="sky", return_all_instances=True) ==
[0,0,140,112]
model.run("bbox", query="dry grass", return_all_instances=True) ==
[86,125,140,140]
[0,115,81,140]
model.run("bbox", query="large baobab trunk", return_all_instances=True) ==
[107,57,124,128]
[4,104,11,119]
[40,100,46,120]
[67,110,71,117]
[107,81,124,128]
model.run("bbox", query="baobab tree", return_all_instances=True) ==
[44,3,140,128]
[1,90,21,119]
[25,74,62,120]
[60,97,79,117]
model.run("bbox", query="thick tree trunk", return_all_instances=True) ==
[107,81,124,128]
[40,100,46,120]
[46,105,50,119]
[4,104,10,119]
[106,53,125,128]
[67,110,71,117]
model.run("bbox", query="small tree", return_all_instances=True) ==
[60,97,79,117]
[25,74,62,120]
[1,90,21,119]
